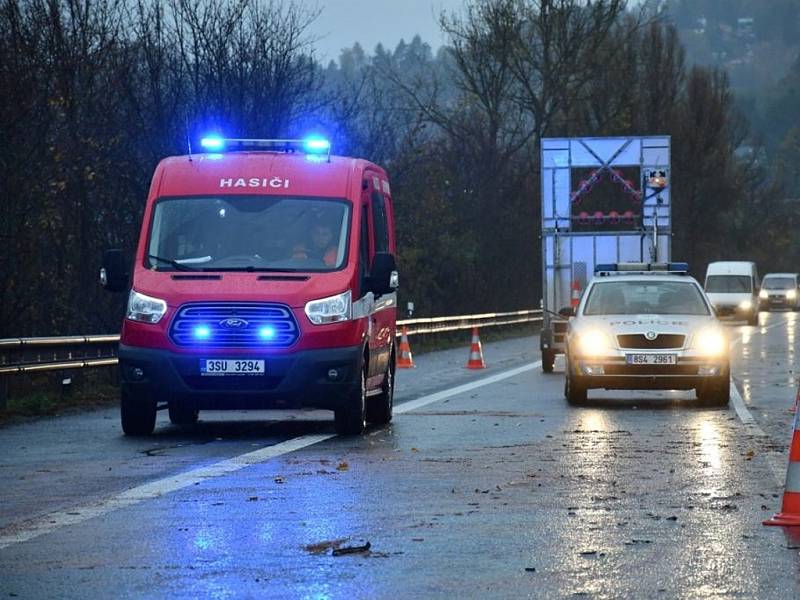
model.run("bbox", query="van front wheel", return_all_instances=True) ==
[120,388,157,436]
[335,362,367,435]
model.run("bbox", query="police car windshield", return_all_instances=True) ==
[583,280,710,316]
[705,275,752,293]
[146,196,350,271]
[763,277,796,290]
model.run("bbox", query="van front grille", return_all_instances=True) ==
[170,303,299,348]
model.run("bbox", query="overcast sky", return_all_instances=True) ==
[302,0,466,63]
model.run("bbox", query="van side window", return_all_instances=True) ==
[371,190,389,253]
[359,204,370,295]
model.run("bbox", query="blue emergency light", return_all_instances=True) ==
[259,326,276,340]
[303,137,331,153]
[193,325,212,339]
[200,136,225,151]
[594,262,689,274]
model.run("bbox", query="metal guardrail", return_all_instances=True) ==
[0,310,542,408]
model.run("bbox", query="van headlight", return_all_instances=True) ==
[126,290,167,323]
[305,290,352,325]
[759,289,768,300]
[693,328,727,356]
[788,289,797,300]
[577,330,612,356]
[739,299,752,311]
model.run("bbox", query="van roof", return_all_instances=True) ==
[763,272,797,278]
[705,261,756,276]
[150,152,387,200]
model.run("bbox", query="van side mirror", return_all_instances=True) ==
[558,306,575,318]
[367,252,398,296]
[100,249,129,293]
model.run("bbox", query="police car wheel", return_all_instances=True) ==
[697,377,730,406]
[120,388,157,436]
[367,358,394,426]
[564,365,587,404]
[335,362,367,435]
[542,350,556,374]
[168,403,199,426]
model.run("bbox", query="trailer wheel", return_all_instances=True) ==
[542,350,556,373]
[120,388,157,436]
[335,362,367,435]
[367,356,394,426]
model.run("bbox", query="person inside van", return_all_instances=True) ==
[292,219,338,266]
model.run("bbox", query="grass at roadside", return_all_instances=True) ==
[0,374,119,427]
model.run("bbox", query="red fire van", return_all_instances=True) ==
[101,137,398,436]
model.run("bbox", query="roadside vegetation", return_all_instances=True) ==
[1,0,795,339]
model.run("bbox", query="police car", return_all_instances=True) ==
[564,263,730,405]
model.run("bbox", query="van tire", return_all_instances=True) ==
[747,312,758,326]
[335,362,367,435]
[121,388,157,436]
[542,350,556,373]
[697,377,730,406]
[168,403,199,426]
[367,359,394,426]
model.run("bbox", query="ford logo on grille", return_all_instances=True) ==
[645,331,658,340]
[220,318,249,329]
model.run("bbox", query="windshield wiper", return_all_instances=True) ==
[147,254,200,271]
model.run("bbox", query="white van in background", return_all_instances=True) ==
[759,273,800,311]
[704,261,759,325]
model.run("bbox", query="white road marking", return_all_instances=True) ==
[0,360,539,550]
[729,317,794,487]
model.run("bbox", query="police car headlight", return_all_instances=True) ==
[577,331,612,356]
[126,290,167,324]
[788,289,797,300]
[759,289,768,300]
[305,290,352,325]
[694,329,727,356]
[739,299,753,310]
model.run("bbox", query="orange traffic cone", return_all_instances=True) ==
[396,327,415,369]
[764,392,800,526]
[570,280,582,309]
[466,327,486,369]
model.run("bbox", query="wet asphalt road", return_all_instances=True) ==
[2,313,800,598]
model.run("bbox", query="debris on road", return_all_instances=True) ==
[332,540,371,556]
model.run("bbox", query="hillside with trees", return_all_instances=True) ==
[1,0,796,337]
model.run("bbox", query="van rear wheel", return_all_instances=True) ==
[120,388,157,436]
[168,403,199,426]
[367,359,394,425]
[335,362,367,435]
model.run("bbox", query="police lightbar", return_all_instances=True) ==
[199,136,332,159]
[594,262,689,274]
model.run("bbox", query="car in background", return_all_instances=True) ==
[564,263,730,406]
[759,273,800,311]
[704,261,759,326]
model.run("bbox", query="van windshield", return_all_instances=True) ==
[705,275,752,293]
[584,280,710,316]
[763,277,796,290]
[146,196,350,271]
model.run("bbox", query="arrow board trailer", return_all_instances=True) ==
[539,136,671,373]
